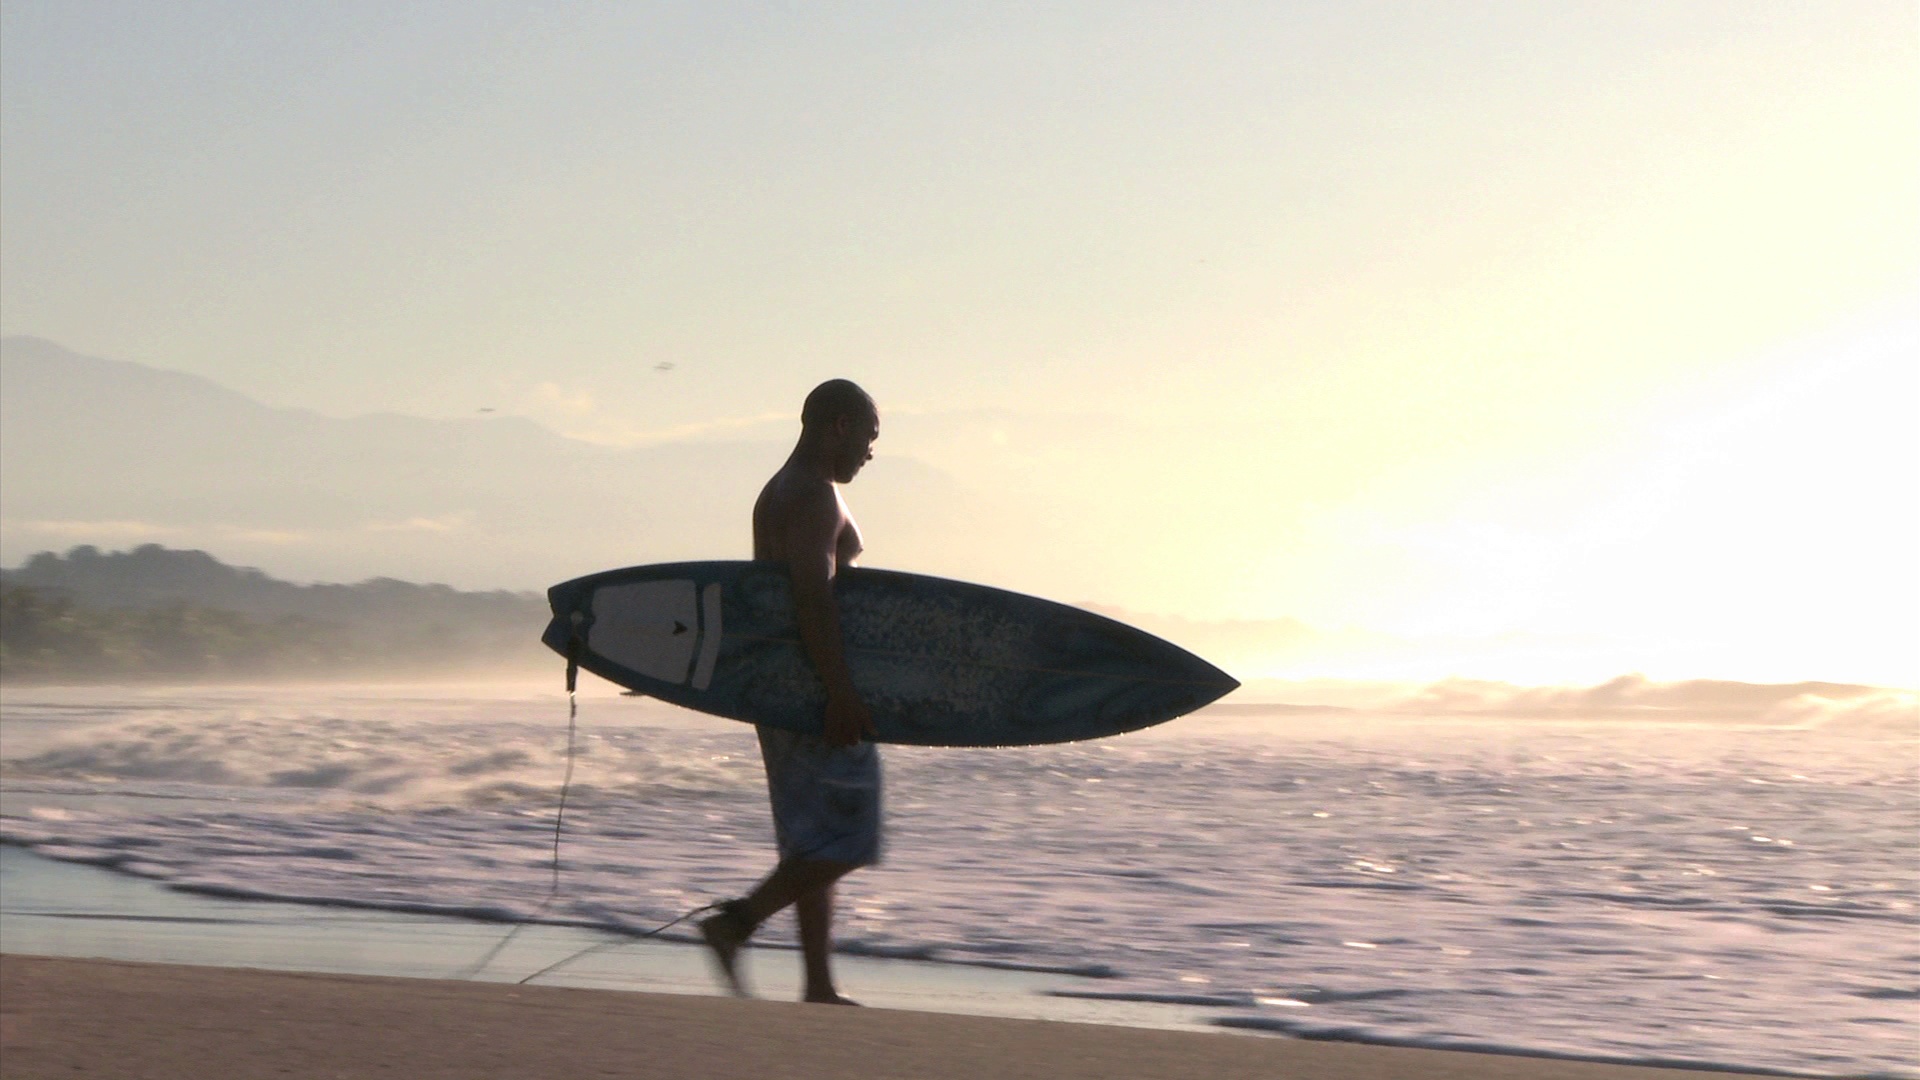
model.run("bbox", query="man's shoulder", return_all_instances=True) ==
[760,465,821,497]
[757,468,841,523]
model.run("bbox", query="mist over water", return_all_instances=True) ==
[2,681,1915,1077]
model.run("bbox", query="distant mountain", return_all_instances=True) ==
[2,543,543,622]
[0,544,551,681]
[0,336,988,592]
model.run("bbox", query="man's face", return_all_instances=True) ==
[833,410,879,483]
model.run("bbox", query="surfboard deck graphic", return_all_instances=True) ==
[542,561,1238,747]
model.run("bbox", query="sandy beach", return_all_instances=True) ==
[1,954,1784,1080]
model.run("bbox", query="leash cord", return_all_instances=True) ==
[505,732,839,984]
[511,901,721,986]
[455,686,577,981]
[466,639,857,987]
[461,670,721,985]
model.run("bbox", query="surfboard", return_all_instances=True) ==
[541,561,1237,747]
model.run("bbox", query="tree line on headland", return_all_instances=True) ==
[0,545,551,682]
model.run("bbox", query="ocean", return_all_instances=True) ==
[1,682,1915,1077]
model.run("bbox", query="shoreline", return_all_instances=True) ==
[0,847,1815,1078]
[0,844,1228,1032]
[0,954,1781,1080]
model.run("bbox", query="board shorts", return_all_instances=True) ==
[756,726,883,868]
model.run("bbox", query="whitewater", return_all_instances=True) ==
[1,682,1915,1077]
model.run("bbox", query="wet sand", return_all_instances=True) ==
[0,955,1774,1080]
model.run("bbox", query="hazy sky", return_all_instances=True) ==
[3,2,1915,685]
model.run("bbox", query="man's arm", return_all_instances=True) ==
[784,490,875,747]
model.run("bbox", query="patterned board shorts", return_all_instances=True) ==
[756,725,884,867]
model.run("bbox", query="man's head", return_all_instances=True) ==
[801,379,878,483]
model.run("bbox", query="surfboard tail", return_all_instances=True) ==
[539,612,571,657]
[540,579,594,660]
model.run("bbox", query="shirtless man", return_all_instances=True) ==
[699,379,881,1005]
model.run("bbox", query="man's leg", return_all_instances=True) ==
[795,881,857,1004]
[738,856,855,927]
[718,726,879,999]
[701,857,856,998]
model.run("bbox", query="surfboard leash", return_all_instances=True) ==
[463,630,726,985]
[509,901,723,986]
[468,620,862,988]
[551,634,581,893]
[457,633,582,980]
[506,733,842,985]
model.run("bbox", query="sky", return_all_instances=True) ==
[3,2,1916,686]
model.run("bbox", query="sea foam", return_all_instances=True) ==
[2,684,1915,1078]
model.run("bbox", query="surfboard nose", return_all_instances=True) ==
[1200,659,1240,697]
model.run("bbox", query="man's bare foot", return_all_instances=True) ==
[698,902,754,997]
[803,992,862,1006]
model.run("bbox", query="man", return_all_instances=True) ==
[699,379,881,1006]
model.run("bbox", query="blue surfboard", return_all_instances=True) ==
[541,561,1237,747]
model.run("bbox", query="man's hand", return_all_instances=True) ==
[823,689,876,747]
